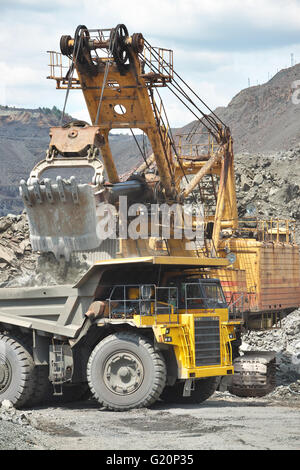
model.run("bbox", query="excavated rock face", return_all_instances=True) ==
[180,63,300,155]
[235,147,300,244]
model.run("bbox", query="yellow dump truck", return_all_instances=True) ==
[0,256,243,410]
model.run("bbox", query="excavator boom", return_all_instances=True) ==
[21,23,238,260]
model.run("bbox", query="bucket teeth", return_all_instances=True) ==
[20,178,83,206]
[19,179,32,206]
[56,176,66,202]
[32,181,43,204]
[70,176,79,204]
[44,178,54,204]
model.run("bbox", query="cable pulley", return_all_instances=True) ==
[110,24,129,66]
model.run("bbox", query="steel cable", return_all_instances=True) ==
[60,26,86,125]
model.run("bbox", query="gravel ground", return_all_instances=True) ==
[0,393,299,451]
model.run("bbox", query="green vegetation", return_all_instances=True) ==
[38,106,62,119]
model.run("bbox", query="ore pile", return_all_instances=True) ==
[0,213,38,287]
[241,308,300,397]
[0,400,47,450]
[0,213,89,287]
[235,147,300,243]
[0,400,32,426]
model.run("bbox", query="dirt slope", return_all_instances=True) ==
[2,64,300,214]
[180,63,300,153]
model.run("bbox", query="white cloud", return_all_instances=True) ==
[1,0,300,128]
[0,62,41,87]
[81,0,300,45]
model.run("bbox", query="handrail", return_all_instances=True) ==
[176,132,216,158]
[141,42,173,83]
[237,218,296,243]
[47,51,81,89]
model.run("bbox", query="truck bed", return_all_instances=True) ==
[0,284,95,338]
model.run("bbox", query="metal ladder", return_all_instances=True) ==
[51,344,65,396]
[180,325,193,368]
[149,89,174,172]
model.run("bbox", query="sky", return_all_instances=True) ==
[1,0,300,129]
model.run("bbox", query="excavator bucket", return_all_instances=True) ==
[19,123,106,259]
[20,177,100,260]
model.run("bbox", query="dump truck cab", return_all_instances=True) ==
[79,260,239,409]
[102,278,227,316]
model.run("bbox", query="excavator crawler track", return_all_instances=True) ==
[229,352,277,398]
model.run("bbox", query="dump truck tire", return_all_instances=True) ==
[0,334,36,408]
[87,332,167,411]
[10,334,50,408]
[161,377,219,404]
[26,365,50,407]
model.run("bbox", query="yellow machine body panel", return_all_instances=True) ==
[132,309,238,380]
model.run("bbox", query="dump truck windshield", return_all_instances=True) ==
[169,278,227,309]
[185,281,226,309]
[202,283,226,306]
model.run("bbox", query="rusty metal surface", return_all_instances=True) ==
[215,239,300,314]
[49,125,104,157]
[258,244,300,311]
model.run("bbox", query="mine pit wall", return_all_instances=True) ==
[214,239,300,321]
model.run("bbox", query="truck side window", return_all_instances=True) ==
[203,284,225,304]
[184,283,204,308]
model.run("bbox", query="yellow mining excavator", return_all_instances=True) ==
[44,27,300,333]
[0,24,299,409]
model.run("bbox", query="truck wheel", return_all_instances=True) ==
[10,334,50,408]
[87,332,167,411]
[26,365,50,407]
[161,377,219,404]
[0,334,36,408]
